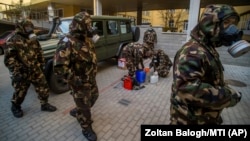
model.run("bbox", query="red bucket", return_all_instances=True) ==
[123,76,133,90]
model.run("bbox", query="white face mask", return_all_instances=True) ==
[228,40,250,58]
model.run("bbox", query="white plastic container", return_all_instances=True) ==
[150,71,159,84]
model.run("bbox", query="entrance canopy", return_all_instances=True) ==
[49,0,250,12]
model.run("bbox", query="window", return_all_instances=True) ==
[120,21,131,34]
[183,20,188,30]
[54,9,63,18]
[142,11,150,16]
[29,8,63,20]
[239,12,250,30]
[169,20,174,28]
[30,11,48,20]
[107,20,118,35]
[58,19,72,33]
[92,21,103,36]
[80,9,93,15]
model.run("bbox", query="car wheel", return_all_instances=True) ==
[0,47,4,55]
[131,26,140,42]
[49,69,69,94]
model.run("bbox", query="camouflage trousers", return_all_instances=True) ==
[70,78,99,129]
[11,70,50,105]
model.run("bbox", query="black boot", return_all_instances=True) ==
[69,107,77,117]
[82,126,97,141]
[41,103,57,112]
[11,103,23,118]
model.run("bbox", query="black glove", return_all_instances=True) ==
[40,64,45,72]
[232,91,242,102]
[11,74,23,82]
[229,91,242,107]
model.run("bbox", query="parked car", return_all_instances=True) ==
[0,30,14,55]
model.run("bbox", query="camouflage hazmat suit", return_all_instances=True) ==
[4,18,57,118]
[149,49,172,77]
[143,27,157,49]
[53,12,98,141]
[121,42,145,77]
[170,4,242,125]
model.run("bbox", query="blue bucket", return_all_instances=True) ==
[135,69,146,83]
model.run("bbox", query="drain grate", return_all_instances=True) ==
[225,79,247,87]
[118,99,131,106]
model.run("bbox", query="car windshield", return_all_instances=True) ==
[59,19,72,34]
[0,31,12,39]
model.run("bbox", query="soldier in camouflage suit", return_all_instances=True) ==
[170,4,242,125]
[53,12,98,141]
[121,42,144,77]
[4,18,57,118]
[121,42,152,77]
[121,42,153,90]
[149,49,172,77]
[143,27,157,49]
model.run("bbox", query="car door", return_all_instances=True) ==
[119,20,133,44]
[104,20,120,58]
[92,20,107,61]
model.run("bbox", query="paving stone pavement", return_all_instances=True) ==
[1,54,250,141]
[0,28,250,141]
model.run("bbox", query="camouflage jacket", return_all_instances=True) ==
[171,39,240,123]
[149,49,172,69]
[53,36,97,83]
[121,42,144,67]
[170,4,242,124]
[4,32,45,76]
[149,49,172,77]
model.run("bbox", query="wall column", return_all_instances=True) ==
[48,3,55,22]
[137,0,142,25]
[94,0,102,15]
[186,0,200,41]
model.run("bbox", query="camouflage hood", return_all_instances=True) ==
[190,4,239,48]
[15,18,34,37]
[69,11,92,39]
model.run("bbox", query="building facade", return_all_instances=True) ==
[0,0,249,40]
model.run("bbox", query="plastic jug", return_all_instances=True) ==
[135,69,146,83]
[123,76,133,90]
[144,67,150,84]
[150,71,159,84]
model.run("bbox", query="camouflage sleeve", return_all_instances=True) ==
[153,31,157,43]
[174,47,237,110]
[53,41,71,76]
[35,40,45,65]
[166,54,173,67]
[4,42,22,76]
